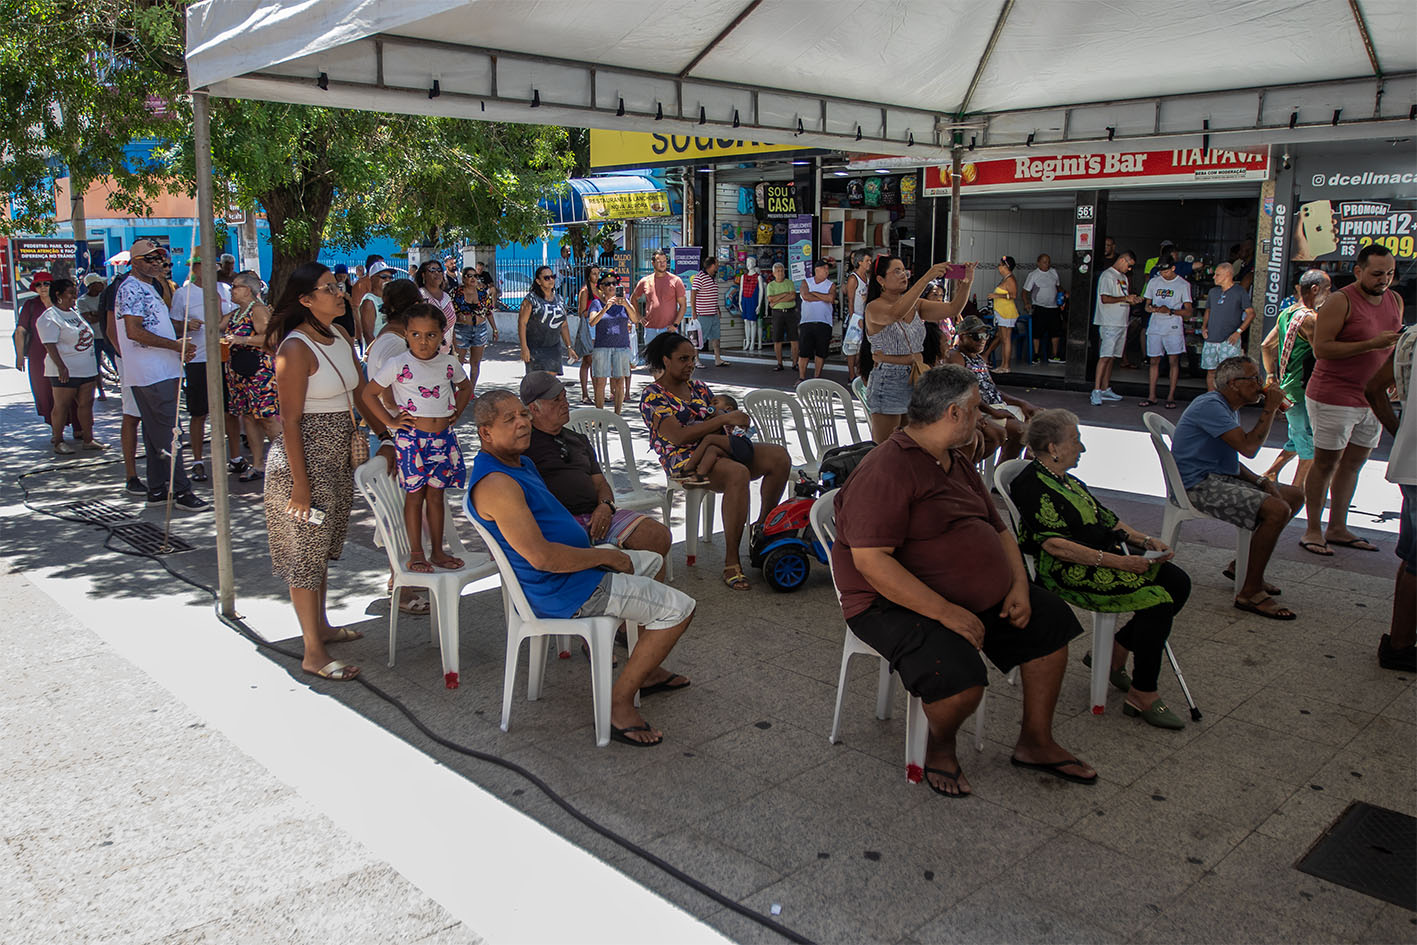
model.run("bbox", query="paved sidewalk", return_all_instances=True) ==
[2,335,1412,944]
[0,570,483,945]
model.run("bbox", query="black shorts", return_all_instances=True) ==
[184,362,229,417]
[846,584,1084,703]
[1032,306,1063,336]
[728,433,755,466]
[799,321,832,361]
[771,307,798,343]
[1398,483,1416,576]
[50,374,97,390]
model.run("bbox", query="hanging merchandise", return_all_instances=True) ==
[756,222,775,245]
[737,186,755,215]
[881,175,900,205]
[899,175,917,205]
[846,178,865,206]
[772,221,789,244]
[863,176,883,207]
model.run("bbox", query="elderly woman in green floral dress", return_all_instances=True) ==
[1006,408,1193,729]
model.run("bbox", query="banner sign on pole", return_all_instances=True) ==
[581,191,671,219]
[788,215,814,281]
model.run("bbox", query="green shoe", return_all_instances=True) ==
[1122,699,1185,730]
[1109,666,1132,692]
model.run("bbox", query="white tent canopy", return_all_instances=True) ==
[187,0,1416,160]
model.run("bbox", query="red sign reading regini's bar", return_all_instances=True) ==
[922,147,1269,196]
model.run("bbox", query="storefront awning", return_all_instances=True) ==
[186,0,1416,161]
[543,176,671,225]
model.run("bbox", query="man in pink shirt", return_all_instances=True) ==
[1299,245,1404,556]
[630,250,686,367]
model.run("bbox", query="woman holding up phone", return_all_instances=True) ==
[588,274,636,412]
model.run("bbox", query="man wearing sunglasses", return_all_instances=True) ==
[113,239,206,511]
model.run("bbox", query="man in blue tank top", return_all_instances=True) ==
[466,389,696,746]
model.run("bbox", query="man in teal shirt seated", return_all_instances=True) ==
[466,388,695,746]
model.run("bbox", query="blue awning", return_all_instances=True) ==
[543,176,672,225]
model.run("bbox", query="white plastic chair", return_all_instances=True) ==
[796,378,866,462]
[354,457,499,690]
[995,457,1194,719]
[743,388,819,476]
[810,489,987,784]
[1143,412,1253,593]
[660,477,717,568]
[464,511,651,747]
[567,406,676,578]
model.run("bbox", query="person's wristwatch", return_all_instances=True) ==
[598,497,616,513]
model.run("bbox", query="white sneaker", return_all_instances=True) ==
[1089,389,1104,406]
[1101,388,1123,401]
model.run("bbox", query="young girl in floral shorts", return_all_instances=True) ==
[360,303,473,572]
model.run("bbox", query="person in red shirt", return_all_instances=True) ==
[831,365,1095,796]
[630,250,686,367]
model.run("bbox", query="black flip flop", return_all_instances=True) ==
[1298,539,1334,557]
[639,674,690,696]
[1327,537,1380,552]
[1010,755,1097,785]
[1234,595,1297,621]
[923,765,971,798]
[610,723,662,747]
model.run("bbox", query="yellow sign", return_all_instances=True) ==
[590,129,816,171]
[580,190,671,220]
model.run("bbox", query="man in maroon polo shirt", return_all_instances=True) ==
[831,365,1094,797]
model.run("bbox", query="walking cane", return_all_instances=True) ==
[159,307,193,553]
[1164,641,1202,721]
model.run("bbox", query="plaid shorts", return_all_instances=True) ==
[1185,473,1265,530]
[395,427,466,493]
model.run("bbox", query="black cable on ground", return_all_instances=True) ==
[15,458,814,945]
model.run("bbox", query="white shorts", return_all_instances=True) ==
[574,549,695,630]
[994,316,1018,328]
[1306,397,1383,451]
[1146,325,1186,357]
[1097,325,1127,359]
[114,356,140,418]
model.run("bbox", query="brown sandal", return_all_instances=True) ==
[722,566,750,590]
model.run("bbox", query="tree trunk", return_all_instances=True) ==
[258,176,335,303]
[69,180,87,277]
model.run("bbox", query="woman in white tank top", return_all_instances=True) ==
[264,263,396,683]
[842,249,873,379]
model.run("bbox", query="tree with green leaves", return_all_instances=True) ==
[2,0,574,296]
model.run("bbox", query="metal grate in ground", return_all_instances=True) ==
[110,522,194,555]
[1297,801,1417,910]
[58,500,135,525]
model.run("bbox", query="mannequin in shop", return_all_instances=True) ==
[738,256,764,351]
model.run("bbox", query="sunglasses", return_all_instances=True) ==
[313,282,346,296]
[140,251,168,262]
[964,331,992,341]
[539,275,556,282]
[375,272,395,280]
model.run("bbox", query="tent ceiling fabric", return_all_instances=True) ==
[187,0,1416,161]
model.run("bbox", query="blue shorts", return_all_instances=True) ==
[592,346,632,378]
[1282,401,1315,461]
[868,362,913,415]
[395,427,466,493]
[1397,484,1416,576]
[1201,340,1244,370]
[454,321,492,350]
[698,315,721,342]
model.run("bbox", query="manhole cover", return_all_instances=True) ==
[1297,801,1416,910]
[59,500,135,525]
[110,522,194,555]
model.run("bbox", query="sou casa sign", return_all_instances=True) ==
[924,148,1270,195]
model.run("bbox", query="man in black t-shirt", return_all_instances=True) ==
[520,372,671,577]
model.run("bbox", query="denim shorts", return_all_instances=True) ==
[867,362,913,415]
[454,321,492,349]
[1282,401,1315,460]
[592,346,632,378]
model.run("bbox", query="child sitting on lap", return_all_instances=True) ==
[360,303,474,573]
[676,393,756,485]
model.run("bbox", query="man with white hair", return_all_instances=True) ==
[466,388,695,746]
[1169,356,1304,619]
[1261,268,1331,489]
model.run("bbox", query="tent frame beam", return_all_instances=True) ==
[679,0,762,79]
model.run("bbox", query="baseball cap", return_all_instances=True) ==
[129,238,165,258]
[333,263,349,275]
[957,314,990,335]
[519,371,566,405]
[367,260,396,279]
[83,273,105,286]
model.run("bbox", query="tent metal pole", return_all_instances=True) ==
[949,147,962,262]
[193,90,236,617]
